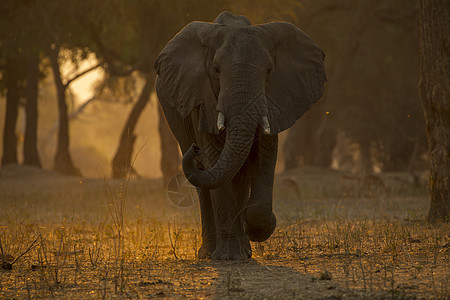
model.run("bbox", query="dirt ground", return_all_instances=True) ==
[0,165,448,299]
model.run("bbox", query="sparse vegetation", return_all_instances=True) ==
[0,1,447,298]
[0,166,448,299]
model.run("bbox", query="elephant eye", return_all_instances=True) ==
[213,64,221,75]
[267,67,273,75]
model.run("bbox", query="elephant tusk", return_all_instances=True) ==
[217,111,225,131]
[262,116,271,135]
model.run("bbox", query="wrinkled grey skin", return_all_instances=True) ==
[155,12,326,260]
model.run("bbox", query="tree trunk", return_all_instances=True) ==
[282,3,371,172]
[23,52,41,167]
[419,0,449,223]
[48,47,81,176]
[112,74,153,178]
[382,140,416,172]
[282,124,302,171]
[283,97,337,171]
[158,105,180,186]
[283,106,322,170]
[359,140,372,175]
[1,56,20,166]
[313,122,337,167]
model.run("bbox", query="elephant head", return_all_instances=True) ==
[155,12,326,189]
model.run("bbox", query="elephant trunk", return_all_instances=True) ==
[183,65,267,189]
[182,115,258,189]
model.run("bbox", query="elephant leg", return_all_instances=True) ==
[157,103,218,258]
[245,133,278,242]
[210,182,251,260]
[232,164,251,229]
[197,188,216,258]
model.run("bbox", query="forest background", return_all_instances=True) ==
[0,1,440,213]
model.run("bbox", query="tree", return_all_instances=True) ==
[112,74,153,178]
[158,106,180,186]
[40,0,103,176]
[23,51,41,167]
[419,0,449,222]
[283,1,365,171]
[282,0,426,173]
[1,55,21,166]
[47,44,102,176]
[0,1,28,166]
[86,0,227,179]
[19,2,48,168]
[79,0,154,178]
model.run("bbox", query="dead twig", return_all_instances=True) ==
[1,234,40,270]
[11,235,40,265]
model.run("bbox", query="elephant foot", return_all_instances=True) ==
[212,236,251,260]
[244,210,277,242]
[198,238,216,259]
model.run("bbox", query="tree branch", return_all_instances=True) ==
[11,235,40,266]
[64,62,103,87]
[68,78,107,120]
[85,19,152,76]
[47,45,65,91]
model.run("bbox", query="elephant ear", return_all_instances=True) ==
[155,22,220,134]
[259,22,327,134]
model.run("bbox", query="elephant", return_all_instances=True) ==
[155,12,326,260]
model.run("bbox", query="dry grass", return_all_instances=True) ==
[0,165,448,299]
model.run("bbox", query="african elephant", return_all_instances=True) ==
[155,12,326,260]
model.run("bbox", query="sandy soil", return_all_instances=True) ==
[0,165,448,299]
